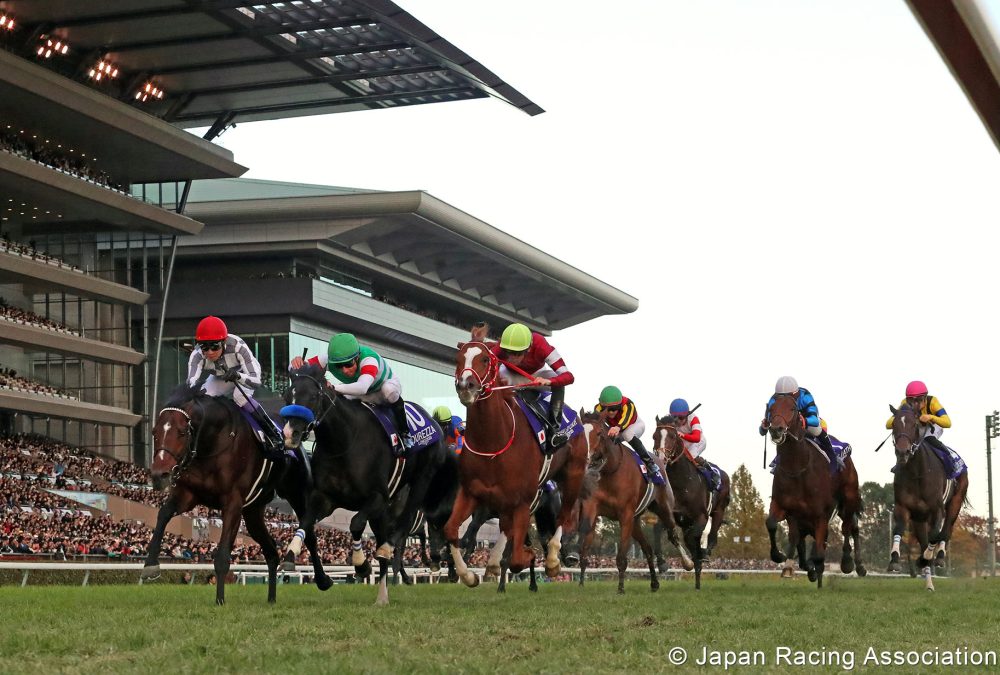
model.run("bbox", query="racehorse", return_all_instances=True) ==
[445,341,588,590]
[652,418,731,590]
[887,404,969,583]
[763,393,865,588]
[145,382,319,605]
[280,364,447,605]
[571,411,693,593]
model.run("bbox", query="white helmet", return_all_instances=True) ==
[775,375,799,395]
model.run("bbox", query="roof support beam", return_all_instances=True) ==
[171,64,441,98]
[147,41,410,76]
[38,0,261,28]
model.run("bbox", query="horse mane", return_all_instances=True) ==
[290,363,326,380]
[164,381,208,408]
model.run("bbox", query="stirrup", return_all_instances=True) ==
[549,429,569,449]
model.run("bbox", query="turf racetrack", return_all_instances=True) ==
[2,575,998,673]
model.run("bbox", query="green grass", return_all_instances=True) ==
[1,575,999,674]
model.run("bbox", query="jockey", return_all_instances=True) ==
[490,323,574,450]
[759,375,843,472]
[594,386,662,481]
[186,316,283,455]
[290,333,413,451]
[667,398,719,489]
[885,380,964,475]
[433,405,465,454]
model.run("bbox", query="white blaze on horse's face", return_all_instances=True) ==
[456,345,483,404]
[583,423,593,460]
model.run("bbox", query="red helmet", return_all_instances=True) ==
[905,380,928,398]
[195,316,228,342]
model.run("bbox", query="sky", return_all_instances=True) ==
[208,0,1000,515]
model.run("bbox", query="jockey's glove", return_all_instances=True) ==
[221,368,241,383]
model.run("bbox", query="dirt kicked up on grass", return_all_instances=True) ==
[1,575,998,674]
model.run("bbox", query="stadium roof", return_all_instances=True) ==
[3,0,543,131]
[182,179,638,332]
[907,0,1000,153]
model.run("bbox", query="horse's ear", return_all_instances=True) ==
[470,322,490,341]
[457,341,466,349]
[656,414,662,425]
[889,404,898,415]
[578,407,585,418]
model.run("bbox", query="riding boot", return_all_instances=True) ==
[240,400,285,459]
[547,386,569,451]
[391,398,414,455]
[694,455,718,490]
[628,437,662,482]
[817,431,843,474]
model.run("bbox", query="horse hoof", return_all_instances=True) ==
[352,549,366,567]
[771,552,787,564]
[617,588,625,595]
[650,582,660,593]
[545,562,561,578]
[429,563,440,573]
[140,565,160,580]
[807,568,817,583]
[316,575,333,592]
[216,598,225,606]
[841,559,855,575]
[657,561,669,574]
[402,576,414,586]
[462,572,480,588]
[375,543,394,560]
[563,552,580,567]
[856,565,867,577]
[887,562,900,573]
[280,559,296,572]
[485,563,501,578]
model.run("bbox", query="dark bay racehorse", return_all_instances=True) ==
[281,364,447,605]
[887,404,969,582]
[572,411,693,593]
[764,393,865,588]
[652,419,731,589]
[445,341,588,590]
[145,383,319,605]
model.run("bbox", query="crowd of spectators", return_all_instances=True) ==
[0,367,76,399]
[0,232,84,273]
[1,124,128,194]
[0,297,78,336]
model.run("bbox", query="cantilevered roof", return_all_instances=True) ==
[908,0,1000,153]
[4,0,543,131]
[0,49,246,183]
[182,180,638,332]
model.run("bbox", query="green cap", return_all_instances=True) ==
[328,333,360,365]
[599,385,623,406]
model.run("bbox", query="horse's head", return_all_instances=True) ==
[579,409,619,471]
[455,341,499,406]
[283,364,331,447]
[890,403,922,467]
[151,401,197,491]
[653,415,685,464]
[765,393,804,444]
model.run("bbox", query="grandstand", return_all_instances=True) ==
[0,1,639,563]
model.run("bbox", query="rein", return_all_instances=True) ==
[289,372,339,438]
[462,399,518,458]
[655,424,685,465]
[156,400,233,487]
[459,342,546,398]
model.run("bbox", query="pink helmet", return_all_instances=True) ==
[905,380,928,398]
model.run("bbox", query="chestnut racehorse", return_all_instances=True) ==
[764,393,865,588]
[573,411,693,594]
[887,404,968,582]
[652,419,731,590]
[445,341,588,589]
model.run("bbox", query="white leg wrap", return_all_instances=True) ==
[935,541,946,556]
[923,544,935,560]
[545,527,562,566]
[449,544,479,587]
[287,529,305,557]
[891,535,901,557]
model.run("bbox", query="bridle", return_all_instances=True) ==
[155,405,202,487]
[457,342,502,401]
[654,423,685,465]
[287,372,338,440]
[765,393,805,444]
[585,419,619,475]
[893,407,924,464]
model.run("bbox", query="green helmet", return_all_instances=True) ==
[599,385,623,406]
[328,333,360,365]
[499,323,532,352]
[432,406,452,423]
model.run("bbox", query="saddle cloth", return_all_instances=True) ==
[513,391,583,450]
[921,439,968,480]
[361,401,442,454]
[804,434,853,464]
[623,444,666,486]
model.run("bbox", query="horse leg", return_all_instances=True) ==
[850,511,867,577]
[285,490,336,590]
[579,523,595,588]
[812,518,829,589]
[616,514,633,595]
[650,500,693,571]
[242,503,280,604]
[528,532,540,593]
[393,545,412,586]
[418,529,432,569]
[839,510,856,575]
[934,473,968,571]
[141,492,188,579]
[507,504,533,575]
[350,510,371,570]
[444,487,480,588]
[766,499,787,564]
[652,520,668,573]
[281,487,332,591]
[888,506,908,573]
[213,497,243,606]
[631,520,659,592]
[461,506,489,558]
[486,531,508,580]
[497,535,513,594]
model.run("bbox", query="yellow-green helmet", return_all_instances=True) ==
[328,333,360,365]
[499,323,532,352]
[432,406,452,423]
[599,386,623,406]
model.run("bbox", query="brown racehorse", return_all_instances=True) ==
[573,411,693,594]
[763,393,865,588]
[652,419,731,590]
[887,404,969,582]
[144,382,321,605]
[444,341,588,590]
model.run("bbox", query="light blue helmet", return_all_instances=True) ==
[669,398,690,416]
